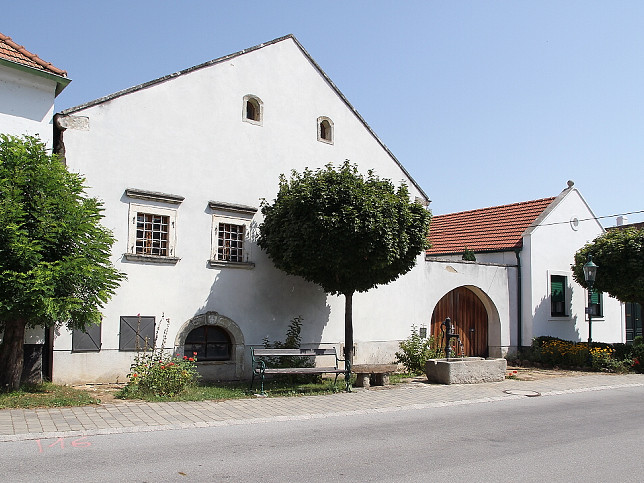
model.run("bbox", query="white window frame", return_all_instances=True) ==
[243,94,263,126]
[317,116,334,144]
[548,270,572,320]
[124,189,183,264]
[209,201,257,269]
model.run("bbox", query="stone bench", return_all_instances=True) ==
[352,364,398,388]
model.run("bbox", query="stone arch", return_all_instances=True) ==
[174,311,245,380]
[430,285,502,358]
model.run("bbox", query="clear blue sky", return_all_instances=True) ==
[6,1,644,225]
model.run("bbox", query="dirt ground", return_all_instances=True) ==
[71,366,595,404]
[71,383,124,404]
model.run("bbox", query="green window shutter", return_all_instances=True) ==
[590,291,603,317]
[551,275,566,316]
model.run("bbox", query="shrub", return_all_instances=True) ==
[631,339,644,373]
[394,325,441,375]
[528,336,636,373]
[262,316,318,383]
[121,314,200,398]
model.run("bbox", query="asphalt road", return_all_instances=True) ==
[2,385,643,482]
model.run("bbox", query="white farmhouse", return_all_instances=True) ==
[0,32,70,145]
[426,182,624,357]
[53,35,433,383]
[0,32,70,381]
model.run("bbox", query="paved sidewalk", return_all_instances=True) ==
[1,373,642,442]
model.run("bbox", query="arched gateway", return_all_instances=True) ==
[431,286,489,357]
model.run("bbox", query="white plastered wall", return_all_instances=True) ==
[52,38,430,383]
[0,65,56,146]
[524,189,623,344]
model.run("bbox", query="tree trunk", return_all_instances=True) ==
[344,291,354,366]
[0,318,27,392]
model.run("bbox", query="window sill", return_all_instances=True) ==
[123,253,181,264]
[209,260,255,269]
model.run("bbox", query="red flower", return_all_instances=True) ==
[132,373,138,378]
[183,356,188,360]
[169,362,175,366]
[193,352,198,356]
[161,365,165,369]
[188,357,194,362]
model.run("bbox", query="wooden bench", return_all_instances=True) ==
[352,364,398,388]
[250,347,351,393]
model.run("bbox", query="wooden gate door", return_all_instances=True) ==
[431,287,488,357]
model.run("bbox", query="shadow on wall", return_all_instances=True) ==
[532,293,581,342]
[177,244,331,381]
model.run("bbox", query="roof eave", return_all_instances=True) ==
[426,245,522,258]
[0,58,70,96]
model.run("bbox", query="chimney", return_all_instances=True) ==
[617,215,628,226]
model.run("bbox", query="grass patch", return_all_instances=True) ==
[388,372,417,384]
[0,382,101,409]
[116,377,350,402]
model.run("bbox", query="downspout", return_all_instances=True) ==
[515,249,522,353]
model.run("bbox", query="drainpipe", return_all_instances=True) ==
[515,249,522,353]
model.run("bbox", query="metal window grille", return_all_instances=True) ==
[184,326,232,361]
[218,223,244,262]
[136,213,169,256]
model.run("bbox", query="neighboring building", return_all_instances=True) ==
[427,181,624,354]
[52,35,433,383]
[610,217,643,343]
[0,32,70,382]
[0,32,70,145]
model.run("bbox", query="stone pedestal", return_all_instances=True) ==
[352,364,398,387]
[425,357,507,384]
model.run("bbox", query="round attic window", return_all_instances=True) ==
[570,216,580,231]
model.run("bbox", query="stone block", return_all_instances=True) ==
[425,357,507,384]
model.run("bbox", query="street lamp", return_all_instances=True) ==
[583,255,598,345]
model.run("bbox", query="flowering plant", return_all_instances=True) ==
[123,314,200,397]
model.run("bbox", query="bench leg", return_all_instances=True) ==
[371,373,390,386]
[354,373,370,388]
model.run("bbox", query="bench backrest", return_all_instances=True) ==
[252,348,338,358]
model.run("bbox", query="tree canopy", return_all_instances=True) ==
[572,227,644,306]
[0,135,124,390]
[258,161,431,364]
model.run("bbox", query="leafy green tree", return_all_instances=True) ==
[258,161,431,365]
[0,135,124,391]
[572,227,644,306]
[462,247,476,261]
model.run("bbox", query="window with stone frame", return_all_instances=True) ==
[209,201,257,268]
[124,189,183,264]
[243,94,263,125]
[317,116,334,144]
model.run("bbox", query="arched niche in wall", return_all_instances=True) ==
[174,311,245,380]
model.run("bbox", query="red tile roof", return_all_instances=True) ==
[427,197,556,255]
[0,32,67,77]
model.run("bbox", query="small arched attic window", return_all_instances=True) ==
[243,95,263,125]
[317,116,333,144]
